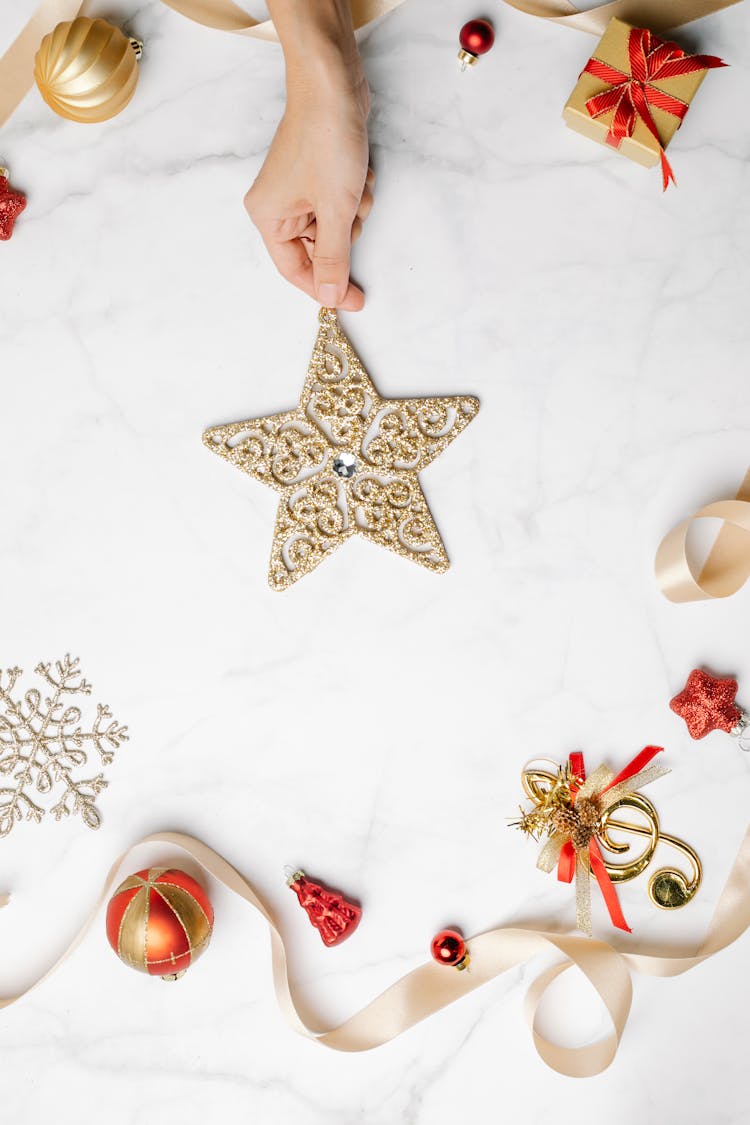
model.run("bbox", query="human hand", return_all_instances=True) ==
[244,8,373,311]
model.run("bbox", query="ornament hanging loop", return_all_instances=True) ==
[732,715,750,751]
[318,306,338,329]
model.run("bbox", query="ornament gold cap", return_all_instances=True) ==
[0,166,8,178]
[161,969,187,982]
[129,37,144,59]
[457,48,479,69]
[284,865,305,886]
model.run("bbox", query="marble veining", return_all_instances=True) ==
[1,0,749,1121]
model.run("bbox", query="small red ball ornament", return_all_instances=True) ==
[0,169,26,241]
[458,19,495,69]
[431,929,470,970]
[106,867,213,980]
[286,869,361,946]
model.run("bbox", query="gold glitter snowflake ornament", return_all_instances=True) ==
[0,657,128,835]
[204,309,480,590]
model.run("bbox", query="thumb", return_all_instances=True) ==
[313,205,354,307]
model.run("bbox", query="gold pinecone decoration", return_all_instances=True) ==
[571,821,594,849]
[551,805,578,834]
[576,797,600,829]
[545,796,602,850]
[510,763,591,843]
[569,798,601,849]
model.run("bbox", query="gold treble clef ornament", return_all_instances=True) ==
[598,791,702,909]
[515,748,701,934]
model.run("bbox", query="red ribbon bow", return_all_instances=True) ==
[556,746,663,932]
[583,27,726,190]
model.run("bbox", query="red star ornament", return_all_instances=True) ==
[670,668,742,739]
[0,172,26,241]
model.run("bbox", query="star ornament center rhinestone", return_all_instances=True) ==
[203,308,480,591]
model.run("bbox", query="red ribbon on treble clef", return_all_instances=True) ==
[556,746,665,932]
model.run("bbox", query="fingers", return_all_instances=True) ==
[357,184,373,223]
[311,169,375,307]
[247,167,375,311]
[299,214,365,252]
[340,280,365,311]
[263,233,364,311]
[312,199,358,308]
[263,235,317,301]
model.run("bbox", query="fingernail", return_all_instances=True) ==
[318,283,340,308]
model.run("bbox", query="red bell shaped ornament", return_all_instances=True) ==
[286,869,361,947]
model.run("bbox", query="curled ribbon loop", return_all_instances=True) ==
[2,828,750,1078]
[583,27,726,189]
[656,467,750,602]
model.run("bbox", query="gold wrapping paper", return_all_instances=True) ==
[563,17,710,169]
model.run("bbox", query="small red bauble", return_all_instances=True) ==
[287,869,361,947]
[458,19,495,69]
[0,170,26,241]
[106,867,213,980]
[431,929,470,970]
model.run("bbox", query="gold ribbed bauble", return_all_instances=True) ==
[34,17,142,124]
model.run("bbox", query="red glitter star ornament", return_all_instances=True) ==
[0,170,26,241]
[670,669,743,739]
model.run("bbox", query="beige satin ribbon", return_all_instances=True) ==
[159,0,405,40]
[0,0,741,131]
[0,0,405,127]
[2,827,750,1077]
[159,0,742,40]
[499,0,742,35]
[0,0,87,127]
[656,467,750,602]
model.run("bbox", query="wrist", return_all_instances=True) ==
[270,0,361,95]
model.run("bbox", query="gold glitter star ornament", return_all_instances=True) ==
[203,309,480,590]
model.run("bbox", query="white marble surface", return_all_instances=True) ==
[2,0,750,1120]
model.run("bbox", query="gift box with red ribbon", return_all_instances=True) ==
[563,17,726,190]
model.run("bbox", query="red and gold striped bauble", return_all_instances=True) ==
[106,867,213,980]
